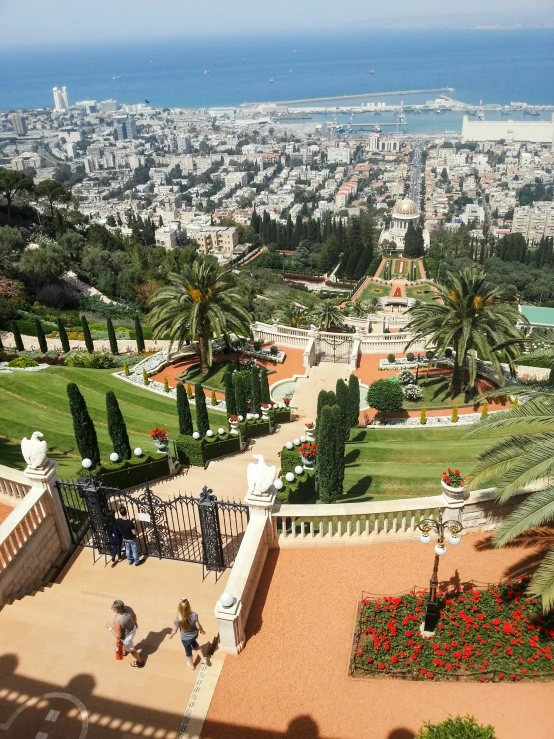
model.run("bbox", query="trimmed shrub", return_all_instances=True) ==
[11,320,24,351]
[134,315,145,353]
[123,359,129,376]
[81,315,94,354]
[444,347,453,358]
[186,383,193,399]
[203,432,240,461]
[481,399,489,420]
[270,345,278,356]
[35,318,48,354]
[195,384,210,438]
[366,379,404,418]
[425,350,434,360]
[276,469,315,504]
[210,388,217,406]
[106,391,132,460]
[451,403,459,423]
[142,368,149,386]
[512,396,519,409]
[243,419,271,440]
[175,434,205,467]
[176,382,193,435]
[280,446,300,475]
[251,365,262,416]
[163,376,169,393]
[398,369,415,385]
[347,374,360,428]
[8,356,38,368]
[57,317,70,353]
[272,407,291,425]
[66,352,116,369]
[67,382,100,467]
[106,317,119,355]
[387,353,395,363]
[403,383,423,402]
[406,352,415,362]
[94,455,170,489]
[253,340,262,351]
[260,368,271,404]
[335,378,351,441]
[224,370,237,416]
[316,404,345,503]
[420,406,427,425]
[234,372,248,418]
[416,715,495,739]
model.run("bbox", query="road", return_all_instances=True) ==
[408,145,422,205]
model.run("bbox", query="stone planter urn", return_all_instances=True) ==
[301,456,315,470]
[261,406,271,421]
[305,423,315,441]
[153,439,169,454]
[441,479,468,508]
[229,420,240,436]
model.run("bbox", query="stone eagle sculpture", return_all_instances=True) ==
[246,454,277,496]
[21,431,48,470]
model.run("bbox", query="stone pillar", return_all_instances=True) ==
[24,459,72,552]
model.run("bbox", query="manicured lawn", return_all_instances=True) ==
[342,426,500,501]
[399,373,483,410]
[357,281,390,302]
[0,366,223,478]
[179,360,235,391]
[406,284,437,303]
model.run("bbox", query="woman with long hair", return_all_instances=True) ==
[169,598,209,670]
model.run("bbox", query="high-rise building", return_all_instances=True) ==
[127,117,137,139]
[10,113,27,136]
[116,121,127,140]
[177,134,192,153]
[53,86,69,111]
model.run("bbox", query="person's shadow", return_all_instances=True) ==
[388,729,416,739]
[136,628,172,664]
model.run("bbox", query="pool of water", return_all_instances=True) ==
[271,377,369,409]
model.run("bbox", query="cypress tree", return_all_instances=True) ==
[134,315,145,353]
[57,317,70,353]
[195,383,210,438]
[81,315,94,354]
[348,374,361,428]
[176,382,193,435]
[105,391,132,460]
[316,404,345,503]
[35,318,48,354]
[335,379,351,441]
[12,320,24,351]
[106,317,118,355]
[67,382,100,468]
[234,372,248,418]
[260,368,271,404]
[0,332,3,351]
[224,370,237,416]
[251,365,262,416]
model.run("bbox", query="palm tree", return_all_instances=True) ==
[405,267,524,396]
[310,300,345,331]
[149,261,251,374]
[468,335,554,611]
[278,304,309,328]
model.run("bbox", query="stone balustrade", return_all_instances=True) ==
[0,464,31,499]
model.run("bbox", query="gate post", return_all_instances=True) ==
[144,484,163,559]
[24,459,72,552]
[198,486,225,571]
[79,476,111,555]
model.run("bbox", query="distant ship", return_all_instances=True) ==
[269,78,274,83]
[112,76,122,80]
[524,108,540,116]
[204,69,209,75]
[372,123,381,133]
[367,69,375,74]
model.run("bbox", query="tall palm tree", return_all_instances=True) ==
[405,267,524,396]
[310,300,345,331]
[148,261,251,374]
[468,336,554,611]
[278,303,309,328]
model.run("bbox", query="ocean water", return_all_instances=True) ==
[1,29,553,133]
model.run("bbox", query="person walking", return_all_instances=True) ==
[107,511,123,568]
[115,506,141,566]
[169,598,210,670]
[107,600,144,668]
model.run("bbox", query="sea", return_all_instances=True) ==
[1,28,553,134]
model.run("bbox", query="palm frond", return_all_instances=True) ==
[493,486,554,546]
[527,549,554,613]
[466,399,554,435]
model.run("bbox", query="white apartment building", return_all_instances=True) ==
[327,146,351,165]
[195,226,239,257]
[53,86,69,111]
[460,203,485,225]
[224,172,248,188]
[512,203,554,243]
[155,224,179,250]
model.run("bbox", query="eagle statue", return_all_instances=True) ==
[246,454,277,496]
[21,431,49,470]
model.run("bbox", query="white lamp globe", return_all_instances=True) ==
[294,465,303,475]
[109,452,119,463]
[254,413,260,420]
[192,432,200,440]
[218,427,225,435]
[419,533,431,544]
[286,441,294,450]
[300,435,307,443]
[81,458,92,469]
[238,415,244,422]
[246,413,253,421]
[206,430,214,437]
[219,592,235,608]
[285,472,295,483]
[449,534,461,546]
[293,438,300,446]
[274,479,284,490]
[435,544,447,556]
[134,448,142,457]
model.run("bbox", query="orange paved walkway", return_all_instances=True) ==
[0,501,13,524]
[389,279,407,298]
[202,535,553,739]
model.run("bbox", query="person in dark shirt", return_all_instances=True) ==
[107,510,123,568]
[115,506,141,566]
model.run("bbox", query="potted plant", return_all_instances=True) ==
[441,467,467,506]
[304,421,315,441]
[261,402,271,420]
[228,414,240,435]
[299,442,317,469]
[151,427,169,453]
[283,396,291,407]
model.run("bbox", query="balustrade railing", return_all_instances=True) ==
[0,487,50,576]
[0,465,31,499]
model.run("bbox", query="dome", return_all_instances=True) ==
[393,198,418,216]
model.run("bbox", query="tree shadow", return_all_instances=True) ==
[473,528,554,580]
[349,430,367,443]
[344,448,360,464]
[344,476,373,499]
[387,730,416,739]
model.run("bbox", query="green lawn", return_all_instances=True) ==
[357,281,390,302]
[406,284,437,303]
[398,373,489,410]
[179,361,235,391]
[0,366,223,478]
[342,426,499,501]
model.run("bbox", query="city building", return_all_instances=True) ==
[52,86,69,111]
[127,117,137,139]
[116,121,128,141]
[460,203,485,225]
[10,113,27,136]
[512,203,554,243]
[224,172,248,188]
[327,146,351,165]
[98,99,119,114]
[195,226,239,258]
[155,224,179,250]
[461,114,554,146]
[177,135,192,153]
[378,197,420,251]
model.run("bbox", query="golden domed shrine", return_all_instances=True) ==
[379,197,425,252]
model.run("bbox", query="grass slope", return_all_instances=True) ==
[406,284,437,303]
[0,367,222,478]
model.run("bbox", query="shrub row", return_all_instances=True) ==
[280,446,300,475]
[240,419,271,440]
[271,408,292,425]
[175,432,241,467]
[93,455,170,489]
[276,469,315,504]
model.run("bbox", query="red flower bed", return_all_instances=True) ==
[351,577,554,682]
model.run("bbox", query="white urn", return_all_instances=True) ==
[441,479,468,508]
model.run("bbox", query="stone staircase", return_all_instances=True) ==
[0,547,229,739]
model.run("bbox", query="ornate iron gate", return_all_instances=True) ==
[56,478,249,571]
[317,333,353,363]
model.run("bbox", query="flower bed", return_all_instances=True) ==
[351,577,554,682]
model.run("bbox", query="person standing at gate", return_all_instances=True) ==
[107,600,144,668]
[115,506,141,566]
[107,511,123,568]
[168,598,210,670]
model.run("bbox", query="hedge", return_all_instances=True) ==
[93,455,170,489]
[242,419,271,440]
[175,434,205,467]
[280,446,300,475]
[276,469,315,504]
[271,408,292,425]
[175,431,241,465]
[203,432,241,461]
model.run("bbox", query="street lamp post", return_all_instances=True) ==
[417,508,463,633]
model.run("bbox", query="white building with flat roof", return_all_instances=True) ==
[53,86,69,111]
[461,115,554,146]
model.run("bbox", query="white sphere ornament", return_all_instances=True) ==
[285,472,295,483]
[300,435,307,443]
[419,533,431,545]
[219,592,235,608]
[246,413,253,421]
[109,452,119,463]
[286,441,294,450]
[449,534,461,546]
[238,415,244,422]
[134,448,143,457]
[293,438,300,446]
[274,479,284,490]
[81,458,92,469]
[294,465,303,475]
[435,544,447,556]
[254,413,260,420]
[192,432,200,440]
[206,430,214,437]
[218,427,225,435]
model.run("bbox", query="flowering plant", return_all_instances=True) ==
[442,468,465,488]
[352,576,554,682]
[299,442,317,461]
[228,414,239,423]
[151,428,167,442]
[305,422,314,429]
[261,403,271,410]
[283,397,291,406]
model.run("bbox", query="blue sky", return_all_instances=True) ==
[2,0,553,46]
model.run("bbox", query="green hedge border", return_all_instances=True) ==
[93,455,170,489]
[277,469,315,504]
[175,432,241,466]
